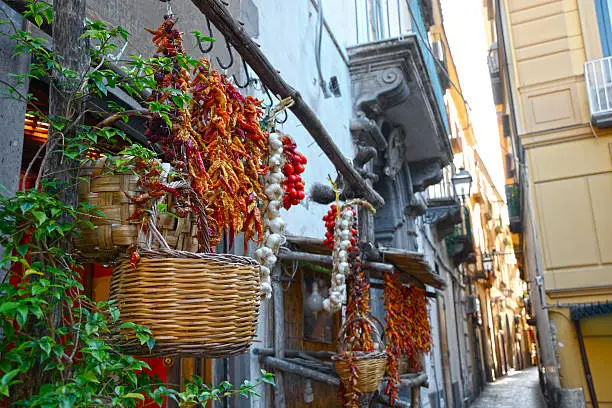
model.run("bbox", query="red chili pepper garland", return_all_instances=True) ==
[281,135,307,210]
[382,273,432,405]
[139,16,269,252]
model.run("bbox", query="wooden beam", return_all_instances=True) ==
[189,0,384,208]
[278,248,395,273]
[253,348,335,360]
[374,392,411,408]
[262,356,340,387]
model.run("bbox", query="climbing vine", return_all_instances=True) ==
[0,1,273,405]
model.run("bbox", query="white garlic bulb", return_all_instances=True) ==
[269,217,285,234]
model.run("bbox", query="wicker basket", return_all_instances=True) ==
[333,317,387,393]
[74,157,198,262]
[110,249,261,358]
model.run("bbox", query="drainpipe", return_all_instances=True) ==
[573,320,599,408]
[452,279,467,401]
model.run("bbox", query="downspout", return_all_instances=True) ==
[573,319,599,408]
[451,280,467,401]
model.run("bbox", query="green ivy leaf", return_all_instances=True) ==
[31,210,47,226]
[94,79,107,95]
[15,305,28,327]
[1,369,19,386]
[124,392,145,401]
[0,302,19,315]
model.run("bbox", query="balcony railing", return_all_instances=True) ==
[426,165,458,206]
[444,207,474,263]
[505,183,522,233]
[585,56,612,126]
[352,0,448,132]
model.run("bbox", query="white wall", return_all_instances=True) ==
[251,0,357,240]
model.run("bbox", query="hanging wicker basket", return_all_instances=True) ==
[74,157,198,263]
[110,249,261,358]
[333,317,387,393]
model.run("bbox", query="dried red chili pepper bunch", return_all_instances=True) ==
[383,273,405,405]
[280,135,307,210]
[382,274,433,405]
[403,285,432,355]
[190,60,267,249]
[338,351,360,408]
[141,16,213,252]
[143,17,268,251]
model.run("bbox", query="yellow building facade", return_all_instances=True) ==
[484,0,612,406]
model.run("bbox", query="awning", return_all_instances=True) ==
[570,302,612,321]
[379,248,446,289]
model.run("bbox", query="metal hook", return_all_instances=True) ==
[234,59,252,89]
[275,109,288,124]
[216,41,234,70]
[197,17,214,54]
[262,85,274,109]
[262,86,290,124]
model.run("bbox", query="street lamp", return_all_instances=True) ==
[452,167,473,236]
[452,167,473,200]
[482,253,494,272]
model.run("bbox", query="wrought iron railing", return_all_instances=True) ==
[426,165,457,204]
[505,183,519,219]
[352,0,448,132]
[585,56,612,117]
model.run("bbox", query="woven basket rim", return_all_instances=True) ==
[332,350,387,362]
[122,248,260,268]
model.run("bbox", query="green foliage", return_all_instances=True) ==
[0,2,272,406]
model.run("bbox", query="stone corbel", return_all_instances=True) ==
[350,112,387,150]
[405,194,427,217]
[352,67,410,118]
[410,160,443,192]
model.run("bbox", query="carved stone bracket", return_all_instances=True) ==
[410,160,444,193]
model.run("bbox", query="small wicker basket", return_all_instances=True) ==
[333,317,387,393]
[110,249,261,358]
[75,157,198,263]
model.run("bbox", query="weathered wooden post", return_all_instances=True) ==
[0,2,30,196]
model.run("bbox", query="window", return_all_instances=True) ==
[505,154,515,178]
[595,0,612,56]
[501,114,511,138]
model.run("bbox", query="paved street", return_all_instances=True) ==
[469,367,547,408]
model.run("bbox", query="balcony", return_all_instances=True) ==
[348,0,451,192]
[424,165,461,236]
[505,183,522,233]
[488,42,503,105]
[445,208,474,264]
[585,56,612,127]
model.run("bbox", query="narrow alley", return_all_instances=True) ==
[469,368,546,408]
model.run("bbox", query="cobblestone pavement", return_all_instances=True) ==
[469,367,547,408]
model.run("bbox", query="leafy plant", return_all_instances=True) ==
[0,1,272,406]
